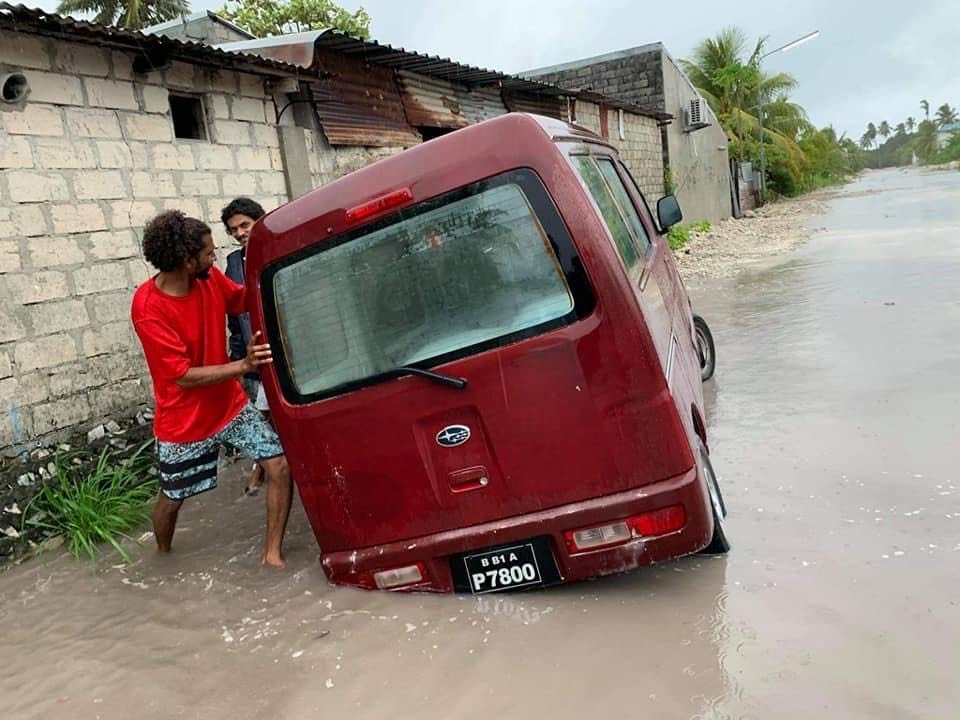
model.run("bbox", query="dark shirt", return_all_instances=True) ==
[225,247,258,379]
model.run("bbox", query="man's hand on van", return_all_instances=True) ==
[243,331,273,373]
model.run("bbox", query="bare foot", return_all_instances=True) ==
[262,553,286,568]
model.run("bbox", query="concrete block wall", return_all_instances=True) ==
[533,50,666,113]
[0,33,290,451]
[303,129,405,190]
[574,101,664,205]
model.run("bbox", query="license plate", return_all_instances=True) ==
[463,543,543,594]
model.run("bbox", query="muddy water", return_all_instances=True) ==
[3,167,960,719]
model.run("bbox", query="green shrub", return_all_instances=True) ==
[668,225,691,251]
[23,440,157,563]
[691,220,712,233]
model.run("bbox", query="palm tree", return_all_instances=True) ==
[913,120,938,161]
[859,132,872,151]
[920,100,930,120]
[906,117,916,133]
[878,121,891,143]
[56,0,189,29]
[680,27,803,166]
[895,122,906,136]
[866,122,877,148]
[935,103,958,127]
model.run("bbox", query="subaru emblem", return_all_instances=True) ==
[436,424,470,447]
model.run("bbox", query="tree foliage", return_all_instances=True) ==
[681,26,861,197]
[57,0,188,29]
[219,0,370,38]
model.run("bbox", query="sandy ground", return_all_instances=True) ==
[674,194,830,282]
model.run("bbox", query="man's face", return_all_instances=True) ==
[226,213,257,248]
[187,234,216,280]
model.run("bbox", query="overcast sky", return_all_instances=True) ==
[39,0,960,140]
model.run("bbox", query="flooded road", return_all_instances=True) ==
[3,167,960,719]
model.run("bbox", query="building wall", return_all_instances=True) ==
[528,46,732,224]
[530,46,666,111]
[573,101,665,205]
[0,33,289,451]
[660,54,731,224]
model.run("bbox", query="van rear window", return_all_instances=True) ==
[266,169,590,400]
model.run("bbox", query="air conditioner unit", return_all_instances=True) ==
[684,98,711,132]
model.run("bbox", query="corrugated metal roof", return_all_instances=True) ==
[396,70,468,129]
[0,3,304,77]
[455,86,508,125]
[217,29,669,120]
[310,49,420,147]
[502,91,565,120]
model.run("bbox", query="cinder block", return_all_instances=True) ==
[152,144,194,170]
[65,108,121,139]
[3,104,63,136]
[0,205,47,239]
[0,136,34,169]
[14,332,78,372]
[0,241,20,274]
[131,171,177,198]
[84,78,139,110]
[25,71,85,106]
[8,171,70,203]
[29,237,85,268]
[87,229,138,260]
[95,141,132,168]
[74,170,127,200]
[28,298,90,334]
[0,34,51,70]
[123,113,172,142]
[50,204,107,234]
[54,44,110,77]
[36,138,97,169]
[73,262,129,296]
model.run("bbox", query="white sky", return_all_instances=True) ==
[34,0,960,140]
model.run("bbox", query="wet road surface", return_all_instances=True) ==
[2,167,959,719]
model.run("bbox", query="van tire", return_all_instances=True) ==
[696,438,730,555]
[693,315,716,382]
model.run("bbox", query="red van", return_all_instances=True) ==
[245,113,729,593]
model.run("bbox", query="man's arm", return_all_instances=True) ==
[176,331,272,389]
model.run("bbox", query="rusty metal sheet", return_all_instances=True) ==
[396,70,468,129]
[455,86,508,125]
[311,49,420,147]
[502,92,566,120]
[0,2,304,77]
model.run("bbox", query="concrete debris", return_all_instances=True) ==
[675,193,829,282]
[87,425,107,443]
[106,421,123,435]
[3,527,20,539]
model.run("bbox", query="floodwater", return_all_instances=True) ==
[3,167,960,719]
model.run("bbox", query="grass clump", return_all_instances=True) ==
[22,440,157,563]
[668,220,712,251]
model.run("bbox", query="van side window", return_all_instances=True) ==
[596,158,652,255]
[573,156,641,269]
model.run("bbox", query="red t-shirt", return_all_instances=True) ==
[131,267,250,443]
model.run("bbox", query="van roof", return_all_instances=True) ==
[259,113,606,245]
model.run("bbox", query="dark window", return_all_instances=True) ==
[418,126,454,142]
[264,169,594,403]
[169,94,207,141]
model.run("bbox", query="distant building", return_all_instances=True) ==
[525,44,733,224]
[936,121,960,150]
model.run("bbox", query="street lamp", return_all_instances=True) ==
[756,30,819,203]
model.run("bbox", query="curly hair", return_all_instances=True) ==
[220,197,265,228]
[142,210,212,273]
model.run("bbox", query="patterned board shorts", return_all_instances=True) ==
[157,403,284,501]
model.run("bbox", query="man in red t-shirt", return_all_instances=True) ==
[131,210,292,567]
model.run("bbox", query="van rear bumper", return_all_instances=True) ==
[320,464,713,592]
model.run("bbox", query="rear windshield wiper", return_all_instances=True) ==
[383,366,468,389]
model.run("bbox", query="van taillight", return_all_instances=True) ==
[345,188,413,225]
[563,505,687,554]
